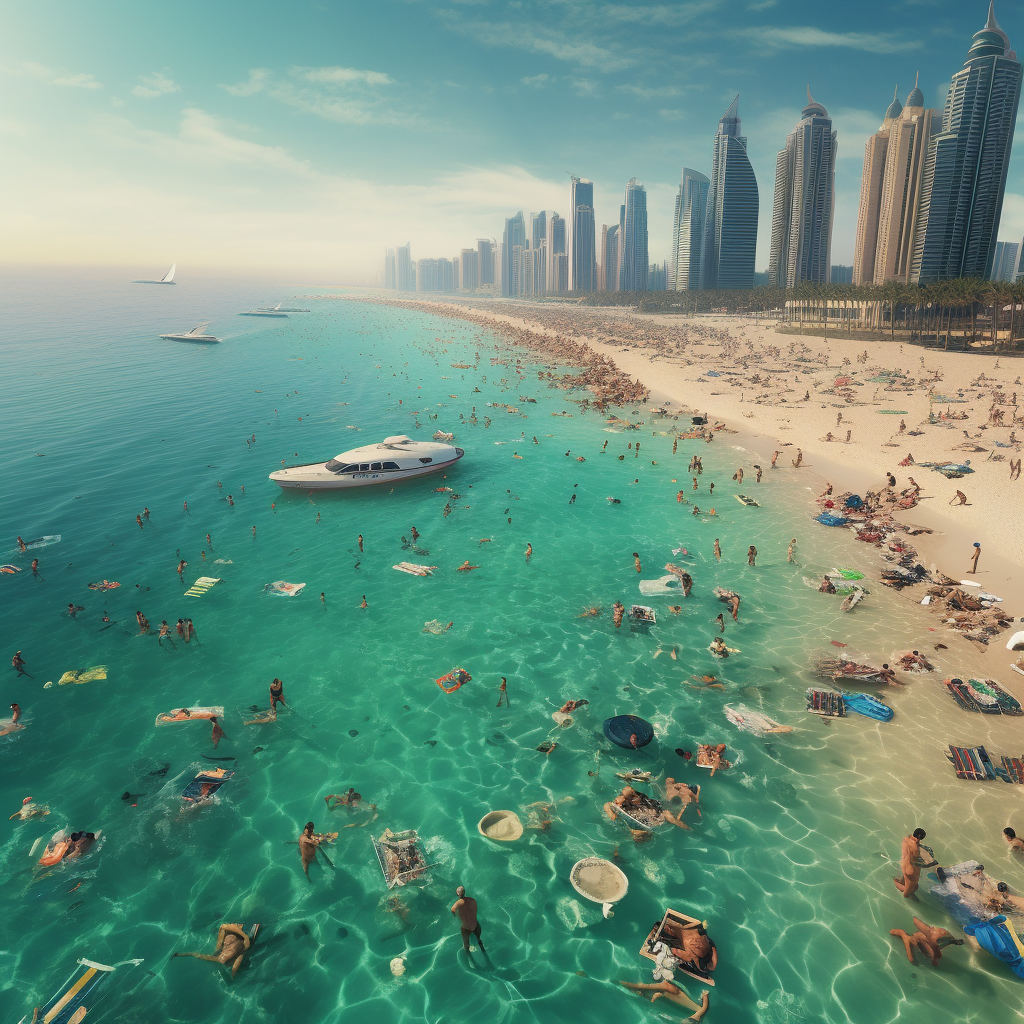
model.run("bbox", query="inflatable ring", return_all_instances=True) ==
[437,668,471,693]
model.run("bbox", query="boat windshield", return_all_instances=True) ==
[325,460,360,473]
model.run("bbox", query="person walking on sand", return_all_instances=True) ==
[210,717,226,748]
[451,886,485,953]
[969,543,980,574]
[894,827,936,899]
[792,449,803,468]
[771,451,780,469]
[949,490,969,506]
[747,546,757,567]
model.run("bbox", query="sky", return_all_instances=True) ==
[2,0,1022,283]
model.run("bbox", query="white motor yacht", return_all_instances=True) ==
[160,323,219,343]
[269,435,464,490]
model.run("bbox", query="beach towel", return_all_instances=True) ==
[264,581,305,597]
[185,576,221,597]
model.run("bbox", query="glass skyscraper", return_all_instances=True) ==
[702,96,759,290]
[618,178,649,292]
[768,90,837,288]
[911,4,1021,283]
[546,213,566,293]
[672,168,709,291]
[567,177,595,292]
[502,212,526,297]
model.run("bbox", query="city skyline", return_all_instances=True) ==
[3,1,1022,280]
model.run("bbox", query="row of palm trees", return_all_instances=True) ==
[571,278,1024,351]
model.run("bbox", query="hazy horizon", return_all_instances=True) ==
[2,0,1021,283]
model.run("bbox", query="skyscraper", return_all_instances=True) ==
[852,90,901,285]
[477,238,495,287]
[383,248,396,289]
[531,211,547,250]
[619,179,649,292]
[702,96,759,290]
[460,248,479,291]
[911,4,1021,283]
[567,177,596,293]
[530,212,547,295]
[992,240,1020,281]
[396,244,414,291]
[502,212,526,297]
[600,224,619,291]
[546,213,566,293]
[768,89,838,288]
[673,168,710,291]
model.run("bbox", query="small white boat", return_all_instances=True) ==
[160,323,219,343]
[239,307,288,317]
[134,263,176,284]
[256,302,309,313]
[270,435,464,490]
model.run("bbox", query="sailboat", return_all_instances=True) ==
[134,264,177,285]
[160,323,219,343]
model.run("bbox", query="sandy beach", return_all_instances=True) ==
[334,292,1023,685]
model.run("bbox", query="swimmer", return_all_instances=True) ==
[689,675,726,691]
[818,576,836,594]
[135,611,150,633]
[747,545,757,566]
[668,605,683,615]
[714,539,721,562]
[709,637,728,658]
[17,536,26,552]
[633,552,642,573]
[457,561,480,571]
[577,606,602,617]
[664,778,701,818]
[360,595,368,609]
[173,922,253,977]
[715,613,725,633]
[298,821,325,879]
[1004,826,1024,853]
[12,651,29,676]
[10,796,49,820]
[612,601,625,628]
[325,788,362,810]
[270,678,286,710]
[524,543,532,562]
[177,559,187,581]
[451,885,485,953]
[889,917,961,966]
[158,621,174,646]
[617,981,709,1021]
[787,538,797,563]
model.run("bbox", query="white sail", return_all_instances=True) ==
[161,263,176,283]
[187,323,211,335]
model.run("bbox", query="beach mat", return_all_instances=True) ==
[185,576,221,597]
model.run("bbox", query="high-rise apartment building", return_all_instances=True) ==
[415,258,456,293]
[768,90,838,288]
[550,253,568,293]
[673,167,710,291]
[992,240,1020,281]
[502,212,526,297]
[477,239,496,287]
[545,213,566,293]
[383,248,396,289]
[702,96,759,290]
[619,179,649,292]
[396,244,414,291]
[600,224,620,291]
[647,262,667,291]
[567,177,596,292]
[460,248,480,291]
[531,212,547,250]
[911,4,1021,282]
[853,80,935,285]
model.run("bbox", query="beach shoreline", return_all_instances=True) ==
[329,292,1022,684]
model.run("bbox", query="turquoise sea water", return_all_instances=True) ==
[1,269,1021,1024]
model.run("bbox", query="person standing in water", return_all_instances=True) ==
[612,601,625,628]
[299,821,322,880]
[210,717,226,749]
[177,559,187,582]
[747,546,757,566]
[713,539,721,562]
[787,538,797,563]
[633,552,642,573]
[270,678,286,712]
[524,543,532,563]
[894,827,936,899]
[358,534,363,553]
[451,886,485,953]
[496,677,508,707]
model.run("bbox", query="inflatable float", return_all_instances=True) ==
[840,692,894,721]
[436,667,470,693]
[372,828,430,889]
[965,916,1024,979]
[184,576,221,597]
[181,768,234,803]
[603,715,654,749]
[155,706,224,726]
[639,908,717,987]
[264,580,305,597]
[393,562,436,576]
[477,809,523,842]
[58,666,108,686]
[735,494,760,506]
[18,956,144,1024]
[724,704,792,735]
[570,857,628,918]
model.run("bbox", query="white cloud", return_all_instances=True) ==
[570,78,599,97]
[521,73,551,88]
[619,83,681,100]
[748,27,923,54]
[133,72,180,98]
[296,66,393,87]
[221,68,271,97]
[12,61,102,89]
[659,108,686,121]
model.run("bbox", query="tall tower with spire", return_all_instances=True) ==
[768,88,838,288]
[911,3,1021,282]
[701,95,759,290]
[853,76,937,284]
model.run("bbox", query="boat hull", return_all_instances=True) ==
[160,335,219,343]
[270,454,462,490]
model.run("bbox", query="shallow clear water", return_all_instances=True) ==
[1,270,1021,1024]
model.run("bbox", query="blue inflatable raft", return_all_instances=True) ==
[964,916,1024,979]
[840,692,894,721]
[603,715,654,749]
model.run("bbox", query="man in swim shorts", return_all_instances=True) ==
[451,885,485,953]
[299,821,322,880]
[173,922,253,977]
[1004,826,1024,853]
[894,828,935,899]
